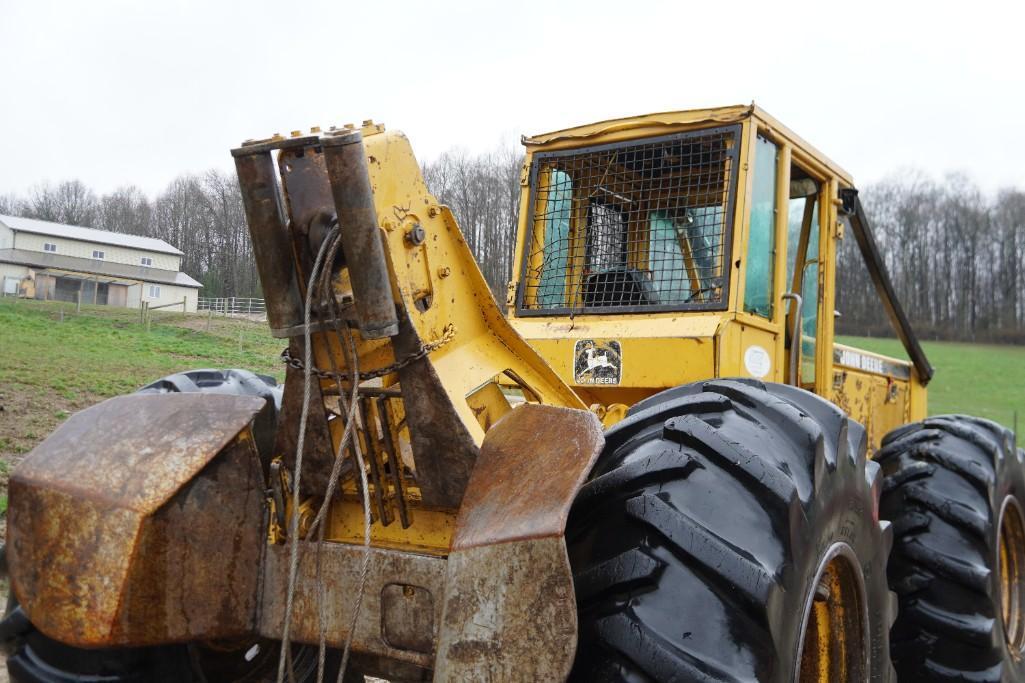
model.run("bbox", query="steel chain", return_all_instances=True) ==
[280,323,456,382]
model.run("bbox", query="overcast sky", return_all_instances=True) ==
[0,0,1021,198]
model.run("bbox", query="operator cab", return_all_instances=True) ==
[507,104,929,445]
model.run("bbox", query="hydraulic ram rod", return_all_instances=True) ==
[322,129,400,340]
[232,147,305,336]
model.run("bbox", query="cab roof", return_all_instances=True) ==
[522,103,853,186]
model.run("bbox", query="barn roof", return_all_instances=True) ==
[0,214,184,256]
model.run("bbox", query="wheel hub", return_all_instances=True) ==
[796,543,869,683]
[999,496,1025,653]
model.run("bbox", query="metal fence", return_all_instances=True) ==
[198,297,266,317]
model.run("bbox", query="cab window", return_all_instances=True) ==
[536,169,573,307]
[787,166,821,387]
[648,207,724,304]
[743,135,778,317]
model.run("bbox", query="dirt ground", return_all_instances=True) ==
[0,381,64,677]
[0,385,100,509]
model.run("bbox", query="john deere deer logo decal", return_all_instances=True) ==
[574,340,622,385]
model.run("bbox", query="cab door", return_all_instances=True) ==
[730,129,784,383]
[782,161,836,397]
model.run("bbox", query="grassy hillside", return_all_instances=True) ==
[0,298,284,465]
[839,335,1025,432]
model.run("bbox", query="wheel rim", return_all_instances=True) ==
[999,496,1025,653]
[795,543,869,683]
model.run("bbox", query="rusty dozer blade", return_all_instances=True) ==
[436,403,603,680]
[6,393,267,648]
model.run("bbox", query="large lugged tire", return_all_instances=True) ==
[879,415,1025,682]
[566,378,896,682]
[137,368,282,464]
[2,369,351,683]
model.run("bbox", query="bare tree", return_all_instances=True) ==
[422,145,523,302]
[0,193,24,216]
[98,185,152,235]
[24,180,99,226]
[837,172,1025,343]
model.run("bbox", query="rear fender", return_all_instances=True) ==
[7,393,267,648]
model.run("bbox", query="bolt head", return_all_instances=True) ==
[406,224,427,246]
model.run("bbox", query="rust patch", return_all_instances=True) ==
[7,393,266,647]
[276,338,336,497]
[435,404,603,680]
[451,403,604,550]
[381,583,435,654]
[259,542,446,668]
[436,537,579,681]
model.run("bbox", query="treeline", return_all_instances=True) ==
[0,173,258,298]
[837,172,1025,343]
[3,154,1023,343]
[420,147,522,302]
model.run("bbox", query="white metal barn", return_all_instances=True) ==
[0,215,202,312]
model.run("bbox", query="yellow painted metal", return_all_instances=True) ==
[300,104,929,557]
[466,379,514,432]
[508,104,928,449]
[325,498,453,556]
[797,551,867,682]
[296,126,589,554]
[362,128,585,429]
[999,497,1025,652]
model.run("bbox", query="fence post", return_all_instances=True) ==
[140,300,145,323]
[182,295,187,317]
[76,290,81,314]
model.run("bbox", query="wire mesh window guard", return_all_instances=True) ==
[518,126,740,314]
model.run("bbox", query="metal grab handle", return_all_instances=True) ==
[782,292,803,386]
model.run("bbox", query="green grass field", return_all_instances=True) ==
[0,298,284,463]
[839,335,1025,432]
